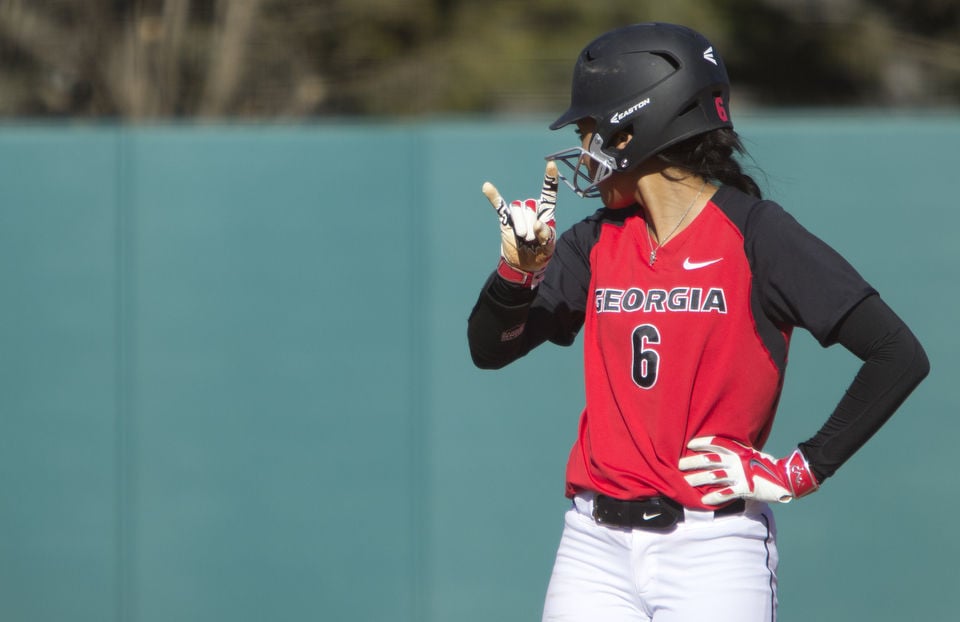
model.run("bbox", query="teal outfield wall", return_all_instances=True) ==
[1,116,957,622]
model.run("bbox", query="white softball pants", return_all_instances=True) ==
[542,493,779,622]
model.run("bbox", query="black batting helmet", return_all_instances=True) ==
[546,23,733,197]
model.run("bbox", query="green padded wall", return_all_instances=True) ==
[0,116,956,621]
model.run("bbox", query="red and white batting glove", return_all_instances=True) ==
[678,436,819,505]
[482,161,558,288]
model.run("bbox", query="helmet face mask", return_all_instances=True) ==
[546,133,616,198]
[546,23,733,199]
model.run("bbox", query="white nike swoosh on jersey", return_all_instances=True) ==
[683,257,723,270]
[642,512,662,520]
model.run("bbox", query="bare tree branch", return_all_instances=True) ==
[199,0,260,116]
[0,0,956,118]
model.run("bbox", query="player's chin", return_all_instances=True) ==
[599,185,636,210]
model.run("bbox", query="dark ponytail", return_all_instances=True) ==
[657,128,763,198]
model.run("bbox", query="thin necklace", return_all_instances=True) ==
[647,181,706,265]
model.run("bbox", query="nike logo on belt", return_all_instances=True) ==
[683,257,723,270]
[642,512,662,520]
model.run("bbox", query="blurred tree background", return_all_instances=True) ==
[0,0,957,120]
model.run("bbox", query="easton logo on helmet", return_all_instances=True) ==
[610,97,651,124]
[702,46,717,65]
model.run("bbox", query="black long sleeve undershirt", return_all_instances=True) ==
[798,293,929,482]
[469,274,930,486]
[468,272,573,369]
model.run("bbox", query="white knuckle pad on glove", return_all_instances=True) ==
[508,200,539,243]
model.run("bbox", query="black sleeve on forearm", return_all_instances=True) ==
[467,273,539,369]
[798,294,930,482]
[467,271,584,369]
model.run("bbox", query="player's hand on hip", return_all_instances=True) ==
[482,161,558,288]
[678,436,819,505]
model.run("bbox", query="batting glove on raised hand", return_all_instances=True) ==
[482,161,558,288]
[678,436,819,505]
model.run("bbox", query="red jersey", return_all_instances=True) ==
[469,186,875,510]
[571,194,785,507]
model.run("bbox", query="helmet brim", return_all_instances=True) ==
[549,107,583,131]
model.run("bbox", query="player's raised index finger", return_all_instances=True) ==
[482,181,510,225]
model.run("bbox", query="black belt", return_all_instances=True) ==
[592,495,746,530]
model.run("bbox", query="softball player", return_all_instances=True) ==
[467,23,929,621]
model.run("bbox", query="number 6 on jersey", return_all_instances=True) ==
[632,324,660,389]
